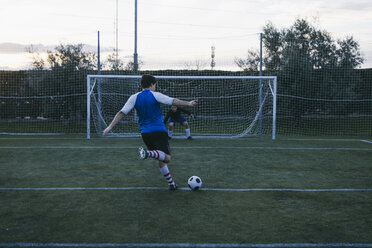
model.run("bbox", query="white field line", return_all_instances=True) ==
[0,137,364,141]
[1,187,372,192]
[1,146,372,151]
[283,138,365,141]
[361,140,372,144]
[1,242,372,247]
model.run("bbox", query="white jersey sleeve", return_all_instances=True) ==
[152,92,174,105]
[120,92,139,115]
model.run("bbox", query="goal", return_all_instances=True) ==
[87,75,277,139]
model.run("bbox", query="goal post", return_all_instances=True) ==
[87,75,277,139]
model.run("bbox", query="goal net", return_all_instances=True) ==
[87,75,277,139]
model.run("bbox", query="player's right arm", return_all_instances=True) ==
[172,98,198,107]
[102,93,138,136]
[152,92,197,107]
[102,111,124,136]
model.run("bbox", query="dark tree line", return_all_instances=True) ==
[236,18,364,71]
[235,18,370,124]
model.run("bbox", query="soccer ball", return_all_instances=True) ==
[188,176,202,191]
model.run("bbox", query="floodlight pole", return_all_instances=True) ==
[133,0,139,72]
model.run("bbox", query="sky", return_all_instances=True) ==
[1,0,372,70]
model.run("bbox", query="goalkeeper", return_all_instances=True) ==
[164,105,194,140]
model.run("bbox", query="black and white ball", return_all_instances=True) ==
[188,176,202,191]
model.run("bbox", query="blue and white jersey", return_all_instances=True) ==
[121,90,174,133]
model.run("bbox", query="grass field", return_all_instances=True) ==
[0,135,372,248]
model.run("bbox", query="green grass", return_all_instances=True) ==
[1,116,372,136]
[0,136,372,245]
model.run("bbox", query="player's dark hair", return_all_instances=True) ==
[140,74,156,89]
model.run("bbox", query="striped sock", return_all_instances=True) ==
[159,165,175,185]
[148,150,166,161]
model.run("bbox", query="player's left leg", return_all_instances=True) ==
[158,160,177,190]
[139,132,176,190]
[178,115,192,139]
[167,122,174,139]
[182,121,192,139]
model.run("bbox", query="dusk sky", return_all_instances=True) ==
[1,0,371,70]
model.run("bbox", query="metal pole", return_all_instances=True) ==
[98,31,101,74]
[258,33,263,134]
[272,77,277,140]
[97,31,102,135]
[87,75,91,139]
[133,0,138,72]
[116,0,119,64]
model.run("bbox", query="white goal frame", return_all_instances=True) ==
[87,75,277,140]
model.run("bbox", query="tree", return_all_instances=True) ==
[234,50,260,71]
[262,22,282,71]
[235,18,365,125]
[105,52,125,71]
[184,60,207,70]
[27,45,45,70]
[104,52,144,71]
[236,18,364,71]
[124,60,144,71]
[46,44,96,71]
[336,36,364,69]
[29,43,97,121]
